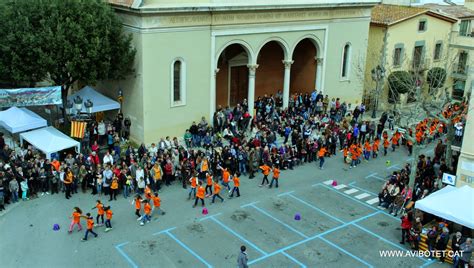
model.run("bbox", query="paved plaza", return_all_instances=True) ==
[0,142,450,268]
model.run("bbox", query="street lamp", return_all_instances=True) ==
[84,99,93,114]
[73,96,83,112]
[371,65,386,118]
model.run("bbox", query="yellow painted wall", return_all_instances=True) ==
[364,25,386,105]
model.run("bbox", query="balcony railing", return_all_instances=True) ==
[452,64,469,76]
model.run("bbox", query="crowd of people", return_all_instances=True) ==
[0,90,470,264]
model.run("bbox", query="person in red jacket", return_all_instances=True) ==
[400,212,412,244]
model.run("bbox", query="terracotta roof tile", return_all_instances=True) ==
[423,4,474,19]
[371,4,428,25]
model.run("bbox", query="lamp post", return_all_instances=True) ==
[371,65,386,119]
[118,88,123,111]
[66,98,93,121]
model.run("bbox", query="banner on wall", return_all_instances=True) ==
[71,121,87,139]
[0,86,62,107]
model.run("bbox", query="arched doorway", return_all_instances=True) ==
[291,38,318,94]
[255,41,286,98]
[216,44,250,108]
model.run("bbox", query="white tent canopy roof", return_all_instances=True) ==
[415,185,474,229]
[68,86,120,113]
[20,127,80,160]
[0,107,47,133]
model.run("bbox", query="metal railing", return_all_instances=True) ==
[452,64,469,76]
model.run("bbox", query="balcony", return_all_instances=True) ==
[451,34,474,48]
[452,64,469,79]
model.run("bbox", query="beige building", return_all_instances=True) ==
[105,0,378,143]
[364,4,456,109]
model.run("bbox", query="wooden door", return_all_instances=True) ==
[229,66,248,107]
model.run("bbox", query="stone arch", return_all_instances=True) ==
[215,39,255,67]
[289,35,322,94]
[255,37,290,62]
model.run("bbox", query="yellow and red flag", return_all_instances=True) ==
[71,121,87,138]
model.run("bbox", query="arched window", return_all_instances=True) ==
[341,43,351,79]
[171,58,186,106]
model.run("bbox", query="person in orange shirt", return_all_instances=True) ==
[133,195,142,219]
[259,164,271,187]
[356,143,363,166]
[81,213,98,241]
[349,144,358,168]
[152,192,165,216]
[140,200,152,226]
[407,138,413,156]
[104,206,113,232]
[211,181,224,203]
[269,165,280,188]
[64,168,73,199]
[205,172,213,197]
[109,175,119,201]
[188,174,198,200]
[68,207,83,233]
[219,166,231,192]
[318,146,327,170]
[372,138,380,158]
[364,141,371,160]
[229,173,241,198]
[193,182,205,208]
[92,200,105,226]
[391,134,398,152]
[342,146,349,164]
[383,138,389,156]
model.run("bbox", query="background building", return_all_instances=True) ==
[105,0,377,143]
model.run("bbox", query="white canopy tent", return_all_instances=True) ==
[0,107,47,133]
[68,86,120,113]
[20,127,80,160]
[415,185,474,229]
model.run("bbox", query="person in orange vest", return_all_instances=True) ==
[193,182,205,208]
[349,144,358,168]
[219,166,231,192]
[372,138,380,158]
[259,163,271,187]
[318,146,327,170]
[81,213,98,241]
[68,207,84,233]
[92,200,105,226]
[356,143,363,166]
[383,136,389,156]
[132,195,142,220]
[211,181,224,203]
[407,137,413,156]
[342,146,349,164]
[364,140,371,160]
[269,165,280,188]
[188,174,198,200]
[109,175,119,201]
[152,192,165,216]
[140,200,152,226]
[229,172,241,198]
[391,133,398,152]
[104,206,113,232]
[64,168,74,199]
[205,172,213,197]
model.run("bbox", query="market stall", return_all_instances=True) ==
[0,106,47,133]
[68,86,120,113]
[19,126,80,159]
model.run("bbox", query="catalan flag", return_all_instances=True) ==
[71,121,87,139]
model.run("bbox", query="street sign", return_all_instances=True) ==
[442,173,456,186]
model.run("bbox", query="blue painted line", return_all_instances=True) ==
[277,191,295,197]
[166,231,213,268]
[250,204,309,238]
[317,184,398,220]
[366,175,387,182]
[199,213,222,222]
[352,223,428,263]
[248,211,381,265]
[115,242,139,268]
[319,237,373,267]
[210,217,268,256]
[286,193,346,224]
[420,259,436,267]
[348,182,379,196]
[365,172,378,178]
[241,201,259,208]
[152,227,176,236]
[281,252,307,268]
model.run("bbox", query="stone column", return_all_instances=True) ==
[247,64,258,117]
[210,68,219,121]
[282,60,294,109]
[316,57,323,92]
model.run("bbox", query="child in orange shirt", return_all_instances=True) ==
[193,182,206,208]
[259,164,271,187]
[205,172,213,197]
[229,173,241,198]
[132,195,142,220]
[318,147,327,169]
[140,200,152,226]
[211,181,224,203]
[81,213,98,241]
[68,207,83,233]
[269,165,280,188]
[104,206,113,232]
[152,192,165,216]
[92,200,104,226]
[188,174,198,200]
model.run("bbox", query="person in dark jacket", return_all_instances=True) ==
[436,227,449,263]
[237,245,248,268]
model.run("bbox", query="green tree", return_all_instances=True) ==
[0,0,135,116]
[426,67,447,93]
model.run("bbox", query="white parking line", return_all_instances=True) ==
[333,184,347,190]
[323,180,333,185]
[344,189,359,195]
[355,193,370,200]
[366,198,379,205]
